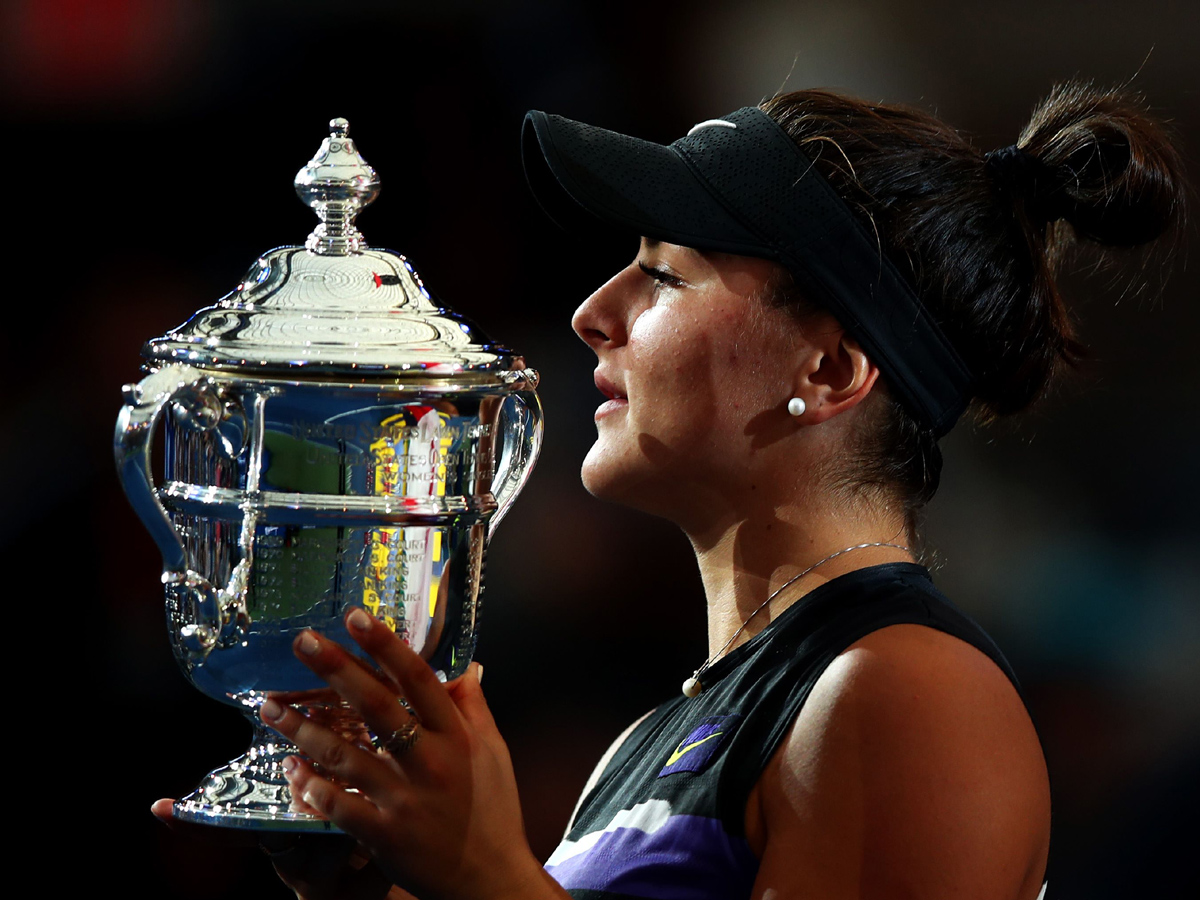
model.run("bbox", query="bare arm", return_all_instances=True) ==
[747,624,1050,899]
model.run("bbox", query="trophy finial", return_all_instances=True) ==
[295,116,380,255]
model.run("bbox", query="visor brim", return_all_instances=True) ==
[522,111,770,259]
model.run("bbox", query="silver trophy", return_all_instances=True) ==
[115,118,542,830]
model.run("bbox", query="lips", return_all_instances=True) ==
[594,371,627,402]
[593,371,628,420]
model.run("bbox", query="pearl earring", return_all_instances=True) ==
[787,397,806,417]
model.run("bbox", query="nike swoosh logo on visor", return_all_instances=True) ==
[686,119,737,136]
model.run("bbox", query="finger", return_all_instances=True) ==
[266,832,354,883]
[261,698,406,797]
[340,862,395,900]
[445,662,499,737]
[281,764,323,817]
[346,607,462,733]
[291,630,424,742]
[150,798,260,847]
[279,757,324,816]
[151,797,176,824]
[258,832,303,856]
[444,660,483,692]
[283,756,394,847]
[270,834,394,900]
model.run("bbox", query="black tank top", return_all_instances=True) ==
[543,563,1027,900]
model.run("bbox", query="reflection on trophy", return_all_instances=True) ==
[114,119,543,830]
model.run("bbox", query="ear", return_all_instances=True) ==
[791,327,880,426]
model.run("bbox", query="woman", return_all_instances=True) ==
[156,82,1184,899]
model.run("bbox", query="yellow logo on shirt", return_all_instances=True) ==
[658,715,740,777]
[665,731,725,766]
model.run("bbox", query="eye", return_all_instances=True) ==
[638,261,684,289]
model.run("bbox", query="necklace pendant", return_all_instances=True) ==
[679,543,911,703]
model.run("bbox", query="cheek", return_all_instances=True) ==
[628,308,715,402]
[630,310,770,449]
[628,302,748,375]
[627,305,674,357]
[630,305,781,404]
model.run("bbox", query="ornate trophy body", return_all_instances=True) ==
[115,120,542,830]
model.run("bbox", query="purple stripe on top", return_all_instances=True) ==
[545,814,758,900]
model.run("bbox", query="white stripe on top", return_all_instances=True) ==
[545,799,673,867]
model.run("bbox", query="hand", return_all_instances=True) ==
[150,797,259,847]
[151,798,405,900]
[263,834,408,900]
[259,608,558,900]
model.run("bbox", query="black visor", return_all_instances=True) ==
[522,107,974,437]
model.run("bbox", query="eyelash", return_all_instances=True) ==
[638,262,682,287]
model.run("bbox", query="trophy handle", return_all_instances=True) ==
[114,364,249,659]
[488,371,544,535]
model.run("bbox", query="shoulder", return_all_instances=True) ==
[748,624,1050,899]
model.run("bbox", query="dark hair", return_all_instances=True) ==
[759,82,1187,534]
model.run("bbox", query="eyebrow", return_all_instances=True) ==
[640,237,704,262]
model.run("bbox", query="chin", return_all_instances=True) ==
[579,443,624,501]
[579,440,674,517]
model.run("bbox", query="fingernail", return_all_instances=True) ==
[261,698,284,722]
[297,631,320,656]
[475,662,484,687]
[302,788,320,809]
[348,607,372,632]
[281,756,297,776]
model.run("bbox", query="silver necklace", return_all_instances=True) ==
[681,542,910,698]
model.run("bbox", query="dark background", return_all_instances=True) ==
[2,1,1195,896]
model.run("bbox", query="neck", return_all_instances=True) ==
[685,496,913,660]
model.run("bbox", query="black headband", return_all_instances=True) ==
[522,106,974,436]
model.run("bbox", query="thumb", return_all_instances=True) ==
[151,798,177,825]
[448,662,498,735]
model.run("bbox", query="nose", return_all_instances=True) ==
[572,268,632,352]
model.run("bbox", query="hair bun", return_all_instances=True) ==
[1016,81,1185,247]
[984,144,1077,223]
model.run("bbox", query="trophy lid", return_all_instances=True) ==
[144,118,525,383]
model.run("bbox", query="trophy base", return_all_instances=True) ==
[173,717,343,832]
